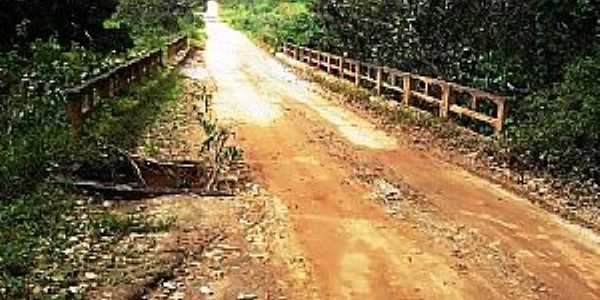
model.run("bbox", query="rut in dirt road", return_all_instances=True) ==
[202,9,600,300]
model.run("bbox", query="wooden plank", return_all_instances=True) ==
[355,62,361,86]
[403,74,411,106]
[376,67,383,95]
[317,51,321,69]
[412,91,441,105]
[382,83,403,93]
[449,105,496,124]
[471,95,480,111]
[496,100,506,134]
[360,75,377,83]
[440,84,450,118]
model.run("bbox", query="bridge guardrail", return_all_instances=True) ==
[283,43,507,134]
[66,36,190,138]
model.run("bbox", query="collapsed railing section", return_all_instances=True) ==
[66,36,190,138]
[283,43,507,135]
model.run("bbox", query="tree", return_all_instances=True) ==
[0,0,132,52]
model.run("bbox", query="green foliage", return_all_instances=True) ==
[0,0,132,52]
[0,1,202,297]
[83,73,183,150]
[221,0,322,49]
[0,0,204,199]
[0,185,75,297]
[313,0,598,92]
[199,116,243,191]
[114,0,205,49]
[0,39,124,199]
[0,70,184,299]
[508,50,600,179]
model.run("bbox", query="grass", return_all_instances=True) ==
[83,72,183,149]
[0,185,75,294]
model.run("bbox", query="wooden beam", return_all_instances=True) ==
[440,84,450,118]
[355,62,361,86]
[376,67,383,95]
[403,75,411,106]
[496,100,506,135]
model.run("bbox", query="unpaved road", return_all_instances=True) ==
[203,12,600,300]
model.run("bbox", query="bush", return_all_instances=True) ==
[221,0,322,49]
[313,0,598,93]
[0,0,132,52]
[114,0,205,50]
[508,50,600,180]
[0,39,123,199]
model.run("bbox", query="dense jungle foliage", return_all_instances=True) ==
[0,1,204,295]
[222,0,600,181]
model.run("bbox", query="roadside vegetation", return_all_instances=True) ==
[221,0,600,195]
[0,0,205,296]
[221,0,322,51]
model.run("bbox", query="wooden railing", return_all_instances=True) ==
[66,36,190,138]
[283,43,507,134]
[167,35,190,63]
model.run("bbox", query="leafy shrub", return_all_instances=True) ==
[0,0,132,52]
[0,185,75,296]
[0,39,124,199]
[313,0,598,93]
[114,0,205,50]
[508,49,600,180]
[221,0,322,49]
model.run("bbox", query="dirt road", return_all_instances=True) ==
[203,14,600,300]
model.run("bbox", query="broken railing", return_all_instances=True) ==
[282,43,507,134]
[66,35,190,138]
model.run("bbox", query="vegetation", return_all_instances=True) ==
[114,0,205,49]
[508,50,600,180]
[0,1,204,296]
[221,0,322,50]
[0,0,131,52]
[222,0,600,184]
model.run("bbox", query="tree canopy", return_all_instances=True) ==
[0,0,132,52]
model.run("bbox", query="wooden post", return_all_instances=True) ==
[471,95,480,111]
[355,63,361,86]
[440,84,450,118]
[391,73,396,87]
[403,74,411,106]
[317,51,321,69]
[294,45,299,60]
[495,99,506,135]
[339,57,344,79]
[108,75,115,97]
[327,54,332,74]
[376,67,383,95]
[66,95,83,140]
